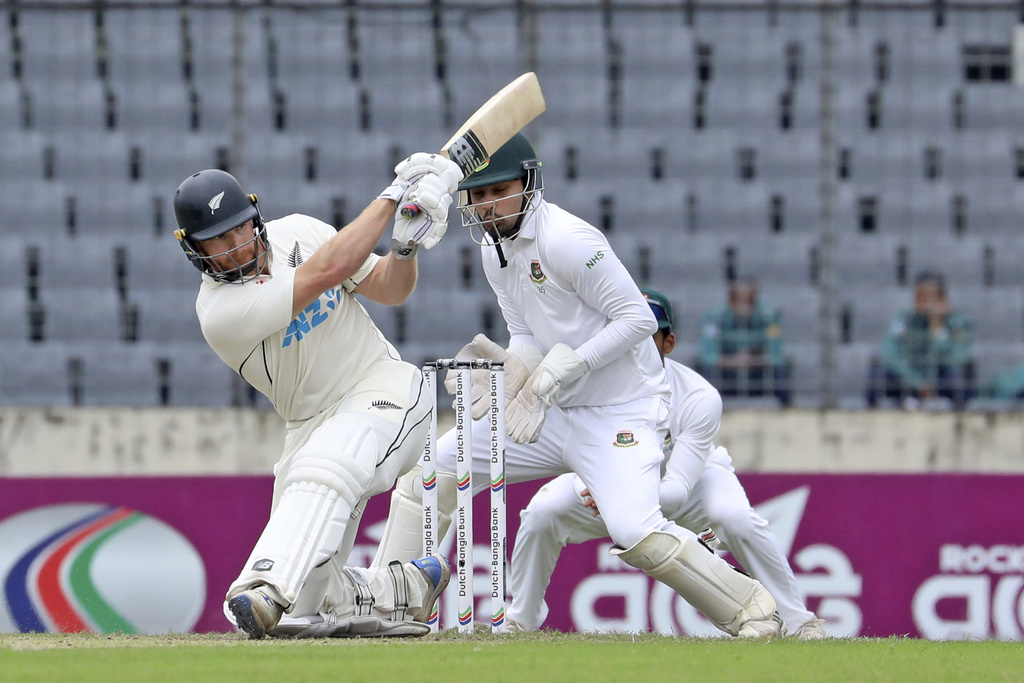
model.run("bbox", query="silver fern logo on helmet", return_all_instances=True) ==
[208,191,225,213]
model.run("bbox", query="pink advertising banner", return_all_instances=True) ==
[1,474,1021,639]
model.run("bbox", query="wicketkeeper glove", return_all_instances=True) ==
[443,334,544,420]
[505,344,589,444]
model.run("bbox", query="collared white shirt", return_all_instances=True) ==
[195,214,398,421]
[480,200,669,408]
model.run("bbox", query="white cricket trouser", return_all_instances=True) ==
[507,447,815,633]
[228,360,431,612]
[435,395,693,554]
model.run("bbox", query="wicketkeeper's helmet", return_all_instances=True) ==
[457,133,544,245]
[172,169,268,283]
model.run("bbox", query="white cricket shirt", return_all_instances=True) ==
[481,200,669,407]
[663,357,721,450]
[195,213,399,421]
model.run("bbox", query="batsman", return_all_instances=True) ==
[171,153,462,639]
[373,134,783,638]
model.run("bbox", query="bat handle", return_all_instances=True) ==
[399,202,421,219]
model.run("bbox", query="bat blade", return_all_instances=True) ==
[441,71,546,177]
[400,72,546,219]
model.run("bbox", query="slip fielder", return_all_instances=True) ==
[507,288,827,639]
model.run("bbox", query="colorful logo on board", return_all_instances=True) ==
[0,504,206,634]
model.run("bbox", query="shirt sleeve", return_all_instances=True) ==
[543,225,657,370]
[880,312,924,388]
[198,268,297,366]
[343,253,382,292]
[934,312,975,366]
[658,386,722,518]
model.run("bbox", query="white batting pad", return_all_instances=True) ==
[370,467,457,568]
[228,481,353,607]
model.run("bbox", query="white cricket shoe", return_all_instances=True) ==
[228,585,284,640]
[737,610,784,638]
[794,617,828,640]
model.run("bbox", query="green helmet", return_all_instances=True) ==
[458,133,542,191]
[457,133,544,246]
[640,288,675,333]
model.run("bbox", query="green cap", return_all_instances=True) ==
[641,288,674,332]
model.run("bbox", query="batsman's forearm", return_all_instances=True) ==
[291,200,394,317]
[322,199,394,282]
[364,253,418,305]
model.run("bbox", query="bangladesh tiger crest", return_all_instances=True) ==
[530,260,547,284]
[614,431,638,448]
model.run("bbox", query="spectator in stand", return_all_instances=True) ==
[698,278,791,407]
[866,270,976,409]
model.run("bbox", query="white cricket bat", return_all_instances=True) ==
[400,71,546,218]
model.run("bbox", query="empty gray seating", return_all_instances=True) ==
[0,341,74,407]
[1,3,1022,409]
[18,10,106,132]
[40,287,124,343]
[962,286,1024,345]
[988,235,1024,286]
[834,233,903,290]
[314,132,399,209]
[36,237,116,290]
[0,130,48,182]
[159,341,236,406]
[536,11,610,129]
[844,286,913,345]
[834,342,877,409]
[143,131,231,188]
[615,12,694,131]
[0,178,71,237]
[0,290,30,342]
[133,287,206,344]
[761,283,821,341]
[403,288,490,353]
[356,17,446,135]
[126,238,199,292]
[72,181,159,238]
[905,234,986,288]
[786,340,821,403]
[76,342,162,407]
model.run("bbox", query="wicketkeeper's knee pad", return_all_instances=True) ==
[610,530,781,638]
[370,465,457,568]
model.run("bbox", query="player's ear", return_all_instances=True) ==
[663,332,676,355]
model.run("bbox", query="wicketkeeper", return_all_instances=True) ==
[372,135,783,638]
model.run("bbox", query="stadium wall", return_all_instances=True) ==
[2,407,1023,475]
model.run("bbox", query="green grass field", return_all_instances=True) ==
[2,632,1022,683]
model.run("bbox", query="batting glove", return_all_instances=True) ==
[390,175,454,258]
[378,153,460,208]
[377,177,410,206]
[396,153,462,193]
[506,344,589,444]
